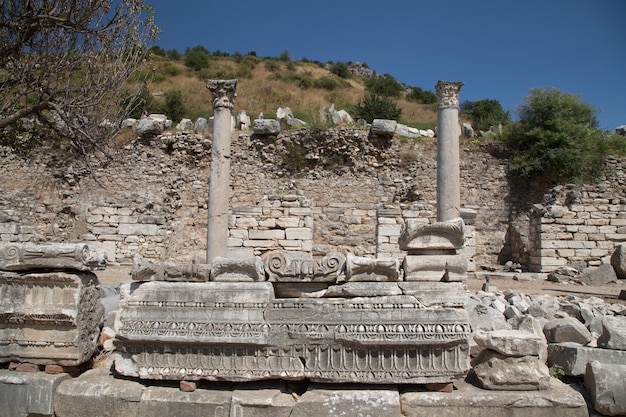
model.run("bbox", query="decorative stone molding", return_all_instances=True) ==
[205,79,237,110]
[0,242,106,271]
[344,254,399,282]
[264,251,345,282]
[399,217,465,251]
[435,80,464,109]
[131,255,210,282]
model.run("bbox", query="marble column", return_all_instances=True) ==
[435,80,464,223]
[206,79,237,263]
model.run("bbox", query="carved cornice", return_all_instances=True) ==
[205,79,237,110]
[435,80,464,109]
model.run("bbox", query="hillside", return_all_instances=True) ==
[139,53,439,129]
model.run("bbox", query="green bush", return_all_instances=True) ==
[353,93,402,123]
[183,45,210,71]
[365,74,404,98]
[149,46,166,57]
[461,99,510,132]
[163,90,186,122]
[505,87,605,185]
[329,61,352,79]
[313,75,348,91]
[161,62,182,76]
[406,86,436,104]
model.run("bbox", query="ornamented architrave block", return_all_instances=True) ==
[0,271,104,366]
[0,243,106,271]
[113,281,470,384]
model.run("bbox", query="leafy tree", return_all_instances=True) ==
[330,61,351,79]
[461,99,510,132]
[0,0,157,154]
[183,45,210,71]
[163,90,186,122]
[505,87,605,185]
[354,94,402,123]
[406,87,437,104]
[166,48,181,61]
[365,74,404,98]
[149,46,166,57]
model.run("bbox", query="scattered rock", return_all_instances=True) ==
[585,360,626,416]
[543,317,593,345]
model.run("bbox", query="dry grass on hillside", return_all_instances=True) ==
[143,56,438,127]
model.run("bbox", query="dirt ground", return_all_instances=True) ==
[96,264,625,305]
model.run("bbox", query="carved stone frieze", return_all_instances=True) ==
[264,251,345,282]
[399,217,465,251]
[205,79,237,110]
[344,254,399,282]
[0,271,103,366]
[113,282,470,383]
[0,242,106,271]
[435,80,464,109]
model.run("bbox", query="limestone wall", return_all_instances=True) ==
[1,130,625,272]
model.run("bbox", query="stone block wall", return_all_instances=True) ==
[528,184,626,272]
[228,194,314,257]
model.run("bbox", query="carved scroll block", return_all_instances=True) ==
[399,217,465,251]
[403,254,467,282]
[0,243,106,272]
[344,254,399,282]
[0,271,104,366]
[264,251,345,282]
[210,256,265,281]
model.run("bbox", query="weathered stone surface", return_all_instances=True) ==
[584,360,626,416]
[370,119,397,137]
[54,365,146,417]
[401,378,587,417]
[0,271,103,366]
[610,244,626,279]
[582,264,618,285]
[465,296,512,332]
[344,253,399,281]
[548,342,626,376]
[402,254,467,281]
[399,218,465,251]
[231,382,296,417]
[543,317,592,345]
[136,114,167,136]
[597,316,626,350]
[321,282,403,297]
[474,329,547,357]
[0,242,106,271]
[471,350,551,390]
[253,119,280,135]
[138,385,232,417]
[291,384,400,417]
[0,369,70,416]
[398,282,468,307]
[210,256,265,281]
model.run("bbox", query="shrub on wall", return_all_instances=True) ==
[505,87,605,185]
[353,93,402,123]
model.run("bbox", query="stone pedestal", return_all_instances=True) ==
[206,79,237,263]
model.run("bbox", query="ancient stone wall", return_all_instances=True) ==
[1,130,625,271]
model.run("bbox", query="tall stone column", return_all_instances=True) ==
[435,80,464,223]
[206,79,237,263]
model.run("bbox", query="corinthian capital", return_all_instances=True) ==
[435,80,464,109]
[205,79,238,110]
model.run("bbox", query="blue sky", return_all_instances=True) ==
[147,0,625,130]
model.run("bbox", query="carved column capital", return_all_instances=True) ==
[205,79,238,110]
[435,80,464,109]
